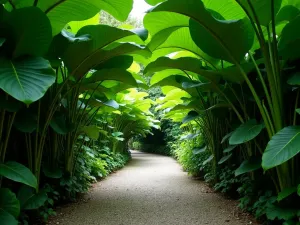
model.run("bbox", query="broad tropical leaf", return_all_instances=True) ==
[193,146,207,155]
[235,157,262,176]
[203,155,214,166]
[229,120,265,145]
[238,0,282,26]
[17,186,47,210]
[262,126,300,170]
[35,0,133,35]
[277,0,300,23]
[84,69,137,87]
[0,209,18,225]
[61,25,148,78]
[218,154,232,164]
[149,0,254,63]
[0,57,55,104]
[279,15,300,60]
[3,7,52,58]
[223,145,237,153]
[0,162,37,189]
[80,125,100,140]
[0,188,20,218]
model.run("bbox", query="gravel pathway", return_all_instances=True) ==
[49,151,256,225]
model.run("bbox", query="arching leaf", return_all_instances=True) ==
[235,157,262,176]
[0,188,20,219]
[3,7,52,58]
[262,126,300,170]
[84,69,137,87]
[229,120,265,145]
[36,0,133,35]
[80,125,99,140]
[150,0,254,63]
[0,162,38,189]
[279,15,300,60]
[238,0,282,27]
[218,154,232,164]
[193,146,207,155]
[0,209,18,225]
[0,57,55,104]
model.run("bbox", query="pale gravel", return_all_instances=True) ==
[48,151,258,225]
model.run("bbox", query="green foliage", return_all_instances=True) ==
[0,188,20,224]
[262,126,300,170]
[214,167,243,195]
[1,0,300,224]
[173,132,210,177]
[0,162,37,189]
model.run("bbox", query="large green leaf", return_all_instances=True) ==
[62,25,147,78]
[262,126,300,170]
[218,154,232,165]
[151,27,218,66]
[150,0,254,63]
[144,11,189,50]
[0,188,20,218]
[0,57,55,104]
[95,55,133,70]
[145,57,220,83]
[80,125,99,140]
[238,0,282,27]
[0,209,18,225]
[278,15,300,60]
[235,157,262,176]
[193,146,207,155]
[3,7,52,58]
[151,75,199,97]
[17,186,47,210]
[229,119,265,145]
[223,145,237,153]
[277,0,300,23]
[0,162,37,189]
[202,0,245,20]
[145,57,261,83]
[34,0,133,35]
[84,69,137,87]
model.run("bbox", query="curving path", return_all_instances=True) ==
[48,151,256,225]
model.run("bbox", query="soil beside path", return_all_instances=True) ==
[48,151,257,225]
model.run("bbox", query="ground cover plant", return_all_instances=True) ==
[0,0,300,224]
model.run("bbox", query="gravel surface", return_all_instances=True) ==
[48,151,258,225]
